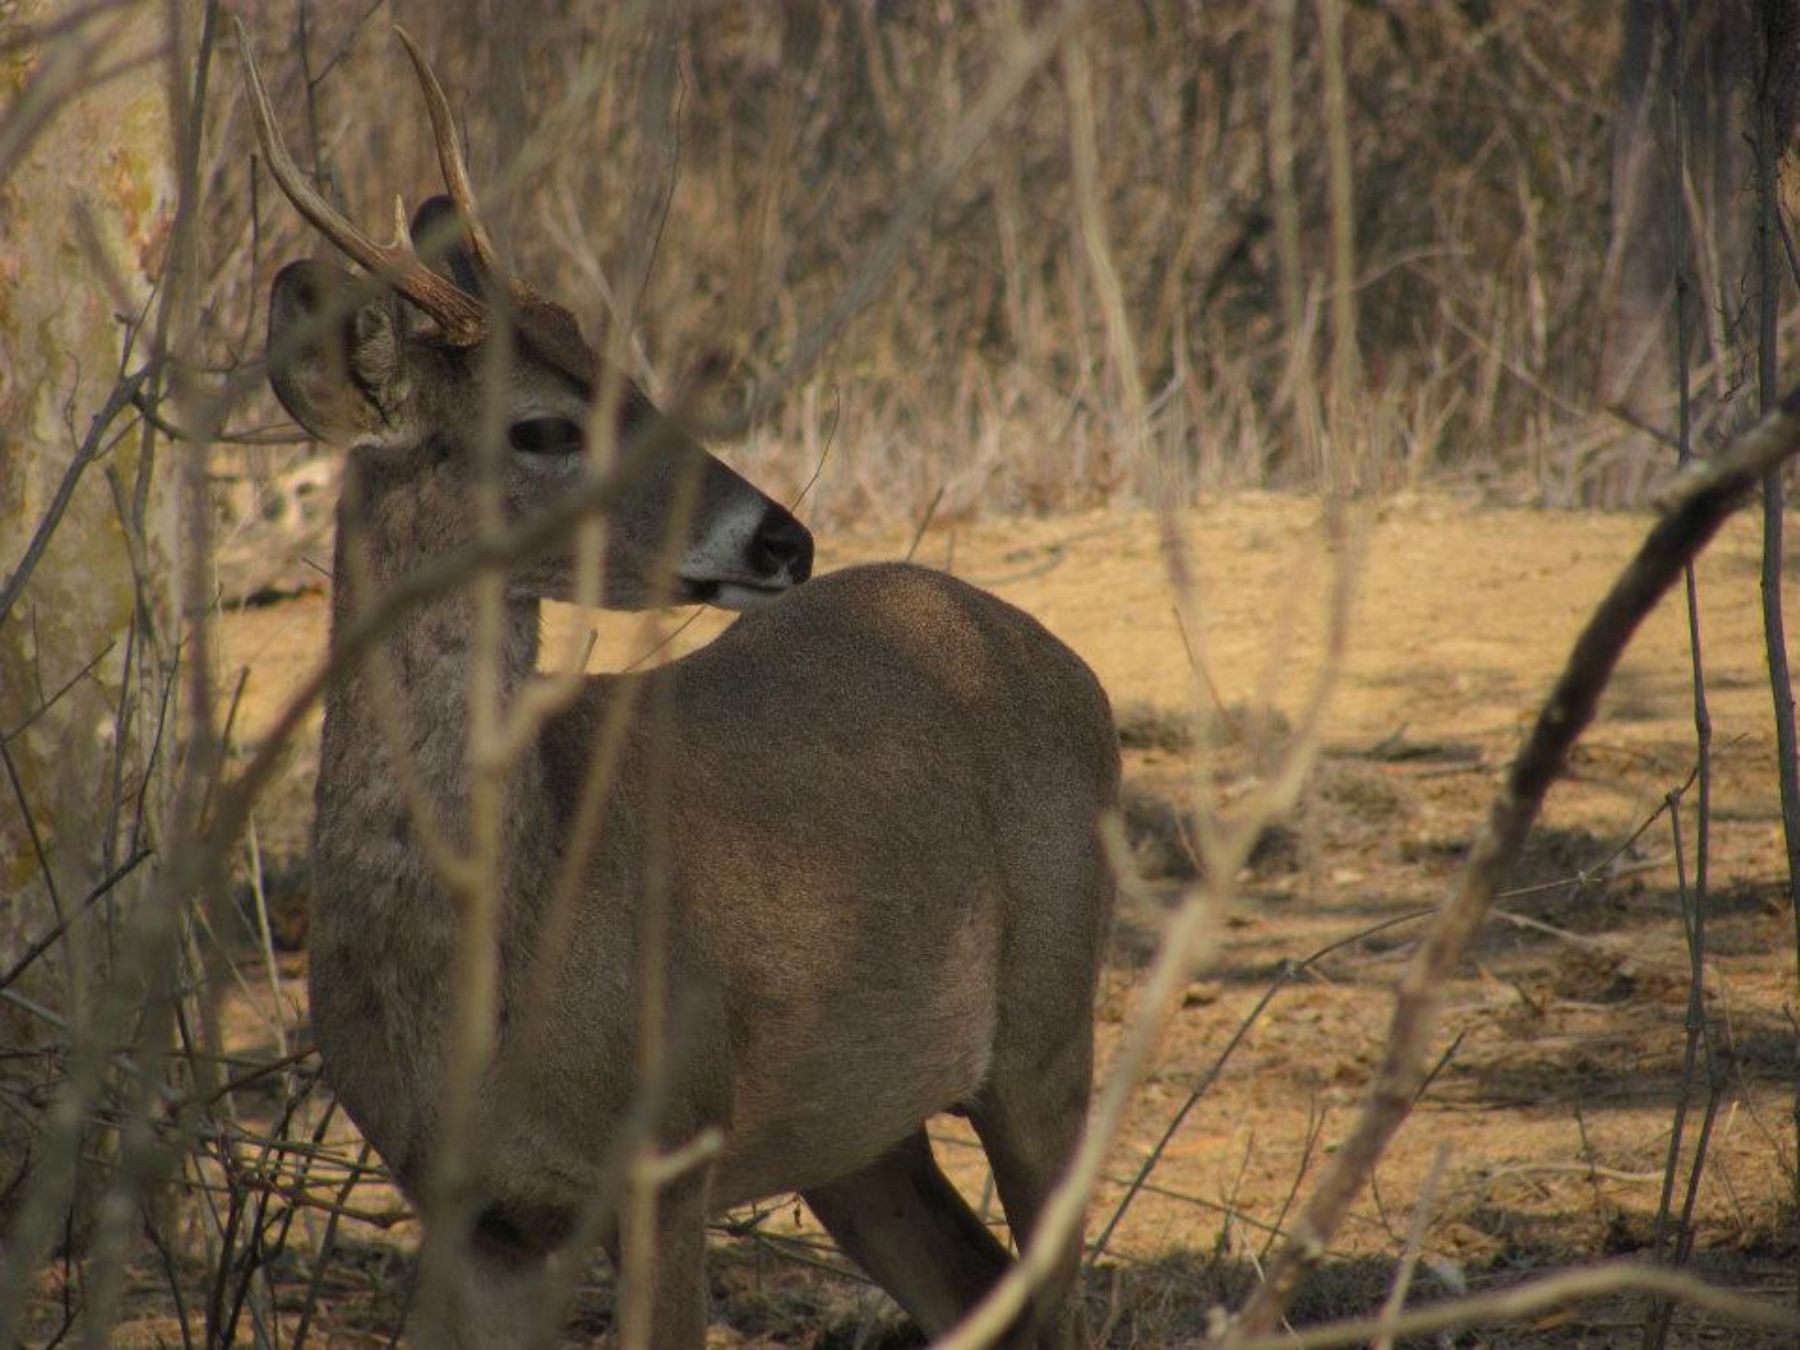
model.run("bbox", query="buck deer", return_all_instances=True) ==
[242,28,1118,1349]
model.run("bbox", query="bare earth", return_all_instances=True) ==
[204,490,1799,1346]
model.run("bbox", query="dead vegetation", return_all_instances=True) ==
[204,0,1637,604]
[8,1,1800,1346]
[10,496,1787,1346]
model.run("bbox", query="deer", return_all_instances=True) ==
[240,27,1118,1349]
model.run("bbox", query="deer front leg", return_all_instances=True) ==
[422,1229,562,1350]
[612,1165,713,1348]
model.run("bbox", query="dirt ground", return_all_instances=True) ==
[191,490,1799,1346]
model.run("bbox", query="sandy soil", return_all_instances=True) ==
[197,490,1800,1345]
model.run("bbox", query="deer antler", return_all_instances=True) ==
[236,17,487,346]
[394,31,498,277]
[393,25,554,320]
[395,27,599,382]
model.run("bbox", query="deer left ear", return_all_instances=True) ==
[409,195,485,296]
[267,260,413,444]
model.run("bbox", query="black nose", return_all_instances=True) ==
[748,506,813,583]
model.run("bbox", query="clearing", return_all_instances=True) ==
[180,490,1799,1345]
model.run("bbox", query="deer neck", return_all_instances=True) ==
[315,456,546,892]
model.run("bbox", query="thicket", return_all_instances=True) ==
[211,1,1625,541]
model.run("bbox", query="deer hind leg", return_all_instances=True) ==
[965,1011,1096,1349]
[609,1170,712,1350]
[802,1127,1012,1338]
[968,781,1111,1349]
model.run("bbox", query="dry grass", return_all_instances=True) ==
[204,0,1640,592]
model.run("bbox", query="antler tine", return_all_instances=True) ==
[235,17,486,345]
[393,26,525,299]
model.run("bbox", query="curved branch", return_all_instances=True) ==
[1223,386,1800,1340]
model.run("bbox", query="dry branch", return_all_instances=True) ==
[1220,385,1800,1340]
[1222,1259,1800,1349]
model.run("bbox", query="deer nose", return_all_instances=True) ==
[749,506,813,584]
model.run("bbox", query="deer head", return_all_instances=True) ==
[241,23,812,610]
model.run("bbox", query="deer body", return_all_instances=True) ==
[243,27,1116,1348]
[314,545,1116,1218]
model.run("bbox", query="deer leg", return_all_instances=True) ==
[608,1168,712,1349]
[425,1231,562,1350]
[802,1127,1012,1338]
[966,1028,1095,1349]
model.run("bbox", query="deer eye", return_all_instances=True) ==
[508,417,583,456]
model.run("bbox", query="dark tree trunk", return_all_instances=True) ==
[1599,0,1799,490]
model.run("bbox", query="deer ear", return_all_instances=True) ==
[267,260,411,444]
[409,195,485,295]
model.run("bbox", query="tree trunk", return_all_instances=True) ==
[1600,0,1800,490]
[0,0,177,1251]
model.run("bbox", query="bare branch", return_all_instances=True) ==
[1224,385,1800,1339]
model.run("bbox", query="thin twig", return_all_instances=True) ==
[1220,1260,1800,1349]
[1088,906,1434,1265]
[1750,4,1800,1257]
[1371,1140,1450,1350]
[0,639,117,743]
[0,735,63,923]
[292,1139,375,1350]
[0,367,152,627]
[0,849,153,995]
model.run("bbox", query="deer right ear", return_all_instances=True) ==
[267,260,412,445]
